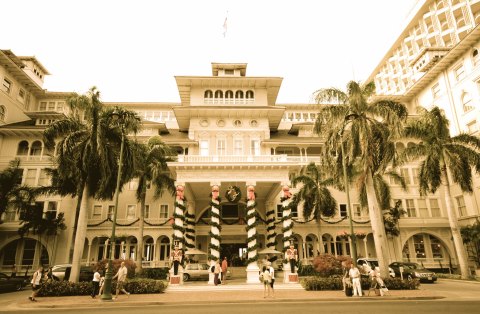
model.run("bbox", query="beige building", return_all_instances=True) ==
[1,0,480,278]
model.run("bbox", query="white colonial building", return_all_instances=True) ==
[1,0,480,278]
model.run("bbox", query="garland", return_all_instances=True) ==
[208,197,221,261]
[87,217,140,227]
[245,198,259,264]
[185,211,196,249]
[265,209,277,248]
[172,199,186,247]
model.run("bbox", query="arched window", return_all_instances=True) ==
[246,90,254,99]
[0,105,5,122]
[461,92,473,112]
[225,90,234,104]
[214,90,223,99]
[159,237,171,261]
[30,141,42,157]
[17,141,29,156]
[235,90,244,104]
[143,238,154,261]
[204,90,213,99]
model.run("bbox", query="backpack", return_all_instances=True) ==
[211,265,215,273]
[259,272,264,282]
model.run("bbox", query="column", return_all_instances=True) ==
[86,241,92,266]
[170,183,186,285]
[281,184,297,283]
[265,202,277,249]
[209,183,221,285]
[185,201,196,250]
[245,182,260,283]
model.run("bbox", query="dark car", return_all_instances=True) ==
[389,262,437,283]
[0,273,28,292]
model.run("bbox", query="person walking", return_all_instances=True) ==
[29,265,43,302]
[261,266,272,298]
[214,260,221,286]
[267,262,275,297]
[349,263,362,297]
[112,262,130,299]
[98,263,107,296]
[221,257,228,284]
[91,267,101,298]
[46,267,53,282]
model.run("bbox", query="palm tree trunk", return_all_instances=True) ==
[441,165,470,279]
[69,185,89,283]
[365,173,390,278]
[136,186,146,274]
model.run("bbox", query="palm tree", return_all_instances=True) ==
[313,81,408,277]
[43,87,140,282]
[0,159,37,221]
[290,162,337,220]
[133,136,176,273]
[402,106,480,279]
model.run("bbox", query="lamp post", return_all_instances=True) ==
[339,113,358,265]
[101,112,125,301]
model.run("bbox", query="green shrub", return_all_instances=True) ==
[300,276,420,291]
[138,267,169,280]
[38,278,166,296]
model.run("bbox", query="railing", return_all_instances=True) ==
[176,155,320,164]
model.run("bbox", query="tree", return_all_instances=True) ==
[0,159,37,221]
[403,106,480,279]
[461,220,480,266]
[313,81,408,277]
[133,136,176,273]
[43,87,140,282]
[290,162,337,221]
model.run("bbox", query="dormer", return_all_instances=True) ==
[18,56,50,87]
[212,63,247,77]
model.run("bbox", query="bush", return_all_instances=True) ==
[311,254,352,277]
[38,278,166,297]
[300,276,420,291]
[138,267,169,280]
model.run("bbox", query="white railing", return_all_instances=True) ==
[176,155,320,164]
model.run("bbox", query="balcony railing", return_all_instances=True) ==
[175,155,320,164]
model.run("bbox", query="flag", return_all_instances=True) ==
[223,16,228,37]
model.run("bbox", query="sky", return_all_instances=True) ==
[2,0,419,104]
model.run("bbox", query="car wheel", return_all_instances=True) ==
[16,283,23,291]
[183,274,190,282]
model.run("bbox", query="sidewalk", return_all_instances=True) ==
[3,281,442,311]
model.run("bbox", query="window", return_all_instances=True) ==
[353,204,361,218]
[225,90,234,103]
[48,102,55,111]
[413,234,426,258]
[159,204,169,219]
[217,139,226,156]
[204,90,213,98]
[199,140,209,156]
[430,199,441,217]
[39,102,47,111]
[430,236,443,258]
[92,205,102,219]
[412,168,419,185]
[0,105,5,122]
[126,205,136,220]
[276,204,283,219]
[418,198,428,217]
[144,205,150,219]
[2,78,12,93]
[221,204,238,218]
[24,169,37,186]
[339,204,347,217]
[401,168,410,185]
[456,196,466,217]
[406,199,416,217]
[233,119,242,127]
[57,102,64,112]
[38,169,50,186]
[291,203,298,218]
[17,141,29,155]
[461,92,474,112]
[453,64,465,82]
[467,120,477,133]
[431,83,441,99]
[44,202,57,220]
[234,139,243,155]
[245,90,254,99]
[225,69,234,75]
[108,205,115,220]
[30,141,42,157]
[128,179,138,190]
[250,139,260,156]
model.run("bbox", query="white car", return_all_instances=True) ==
[356,258,395,278]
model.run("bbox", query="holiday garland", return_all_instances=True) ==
[265,209,277,248]
[280,195,294,263]
[245,193,259,265]
[172,199,186,247]
[208,196,222,261]
[184,211,196,249]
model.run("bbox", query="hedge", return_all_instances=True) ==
[38,278,166,297]
[137,267,169,280]
[300,276,420,291]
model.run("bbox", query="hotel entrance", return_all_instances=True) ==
[220,243,248,267]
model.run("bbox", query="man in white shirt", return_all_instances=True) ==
[348,263,362,297]
[112,262,130,299]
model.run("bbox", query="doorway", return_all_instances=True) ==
[220,243,247,267]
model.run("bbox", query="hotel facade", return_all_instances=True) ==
[1,0,479,277]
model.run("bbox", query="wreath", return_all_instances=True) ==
[225,185,241,203]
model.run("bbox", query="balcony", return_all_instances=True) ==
[175,154,320,164]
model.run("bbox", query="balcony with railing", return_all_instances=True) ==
[175,154,320,164]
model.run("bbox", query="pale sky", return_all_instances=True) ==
[2,0,418,104]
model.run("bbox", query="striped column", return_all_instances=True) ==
[184,202,196,250]
[245,183,260,283]
[172,184,186,248]
[208,184,221,285]
[265,205,277,249]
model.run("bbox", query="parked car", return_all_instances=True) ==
[167,263,232,282]
[357,258,395,278]
[51,264,94,282]
[0,273,28,292]
[389,262,437,283]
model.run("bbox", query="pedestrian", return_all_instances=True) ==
[29,265,43,302]
[261,266,272,298]
[91,267,101,298]
[46,267,53,282]
[10,264,16,278]
[349,263,362,297]
[267,261,275,297]
[214,260,221,286]
[112,262,130,299]
[98,263,107,296]
[221,257,228,284]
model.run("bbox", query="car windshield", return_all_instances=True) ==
[370,261,379,267]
